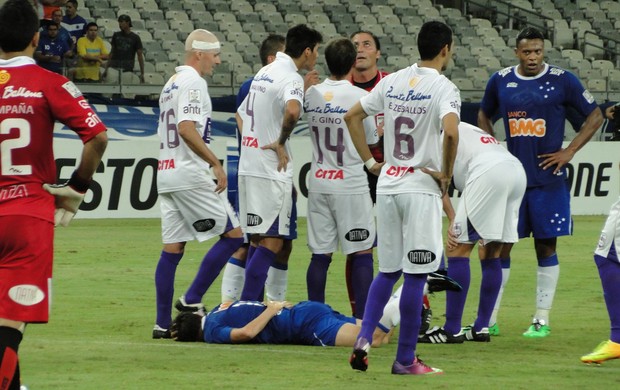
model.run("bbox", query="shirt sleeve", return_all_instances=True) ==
[438,79,462,121]
[480,72,500,117]
[359,79,385,118]
[564,70,598,117]
[281,74,304,114]
[176,75,206,124]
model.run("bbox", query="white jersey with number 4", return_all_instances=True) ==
[157,65,214,193]
[237,52,304,184]
[360,64,461,195]
[305,79,378,194]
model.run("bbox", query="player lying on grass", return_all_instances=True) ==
[171,300,390,347]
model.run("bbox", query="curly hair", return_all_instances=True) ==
[171,312,203,342]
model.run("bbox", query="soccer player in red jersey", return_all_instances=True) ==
[0,1,107,388]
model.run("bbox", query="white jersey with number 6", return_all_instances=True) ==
[157,65,214,193]
[360,64,461,195]
[305,79,378,194]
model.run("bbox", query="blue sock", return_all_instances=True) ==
[350,253,374,319]
[155,251,183,329]
[396,273,426,365]
[184,236,243,304]
[306,253,331,302]
[241,246,277,300]
[595,254,620,343]
[358,271,401,342]
[444,257,471,335]
[474,258,502,331]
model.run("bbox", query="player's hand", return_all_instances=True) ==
[212,165,227,193]
[368,161,385,176]
[261,142,289,172]
[421,168,451,196]
[43,183,86,227]
[304,69,320,91]
[446,222,458,250]
[538,148,575,175]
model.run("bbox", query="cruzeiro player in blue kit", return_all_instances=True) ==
[478,27,603,338]
[171,300,388,347]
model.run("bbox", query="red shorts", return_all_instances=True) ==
[0,215,54,323]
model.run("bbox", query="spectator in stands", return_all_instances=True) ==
[103,14,145,84]
[478,27,603,338]
[61,0,87,49]
[35,21,72,74]
[75,22,108,82]
[43,8,73,52]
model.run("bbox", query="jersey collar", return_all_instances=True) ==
[0,56,36,67]
[513,63,549,80]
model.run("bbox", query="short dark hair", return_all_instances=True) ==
[284,24,323,59]
[0,0,39,53]
[259,34,285,66]
[417,21,453,60]
[171,312,203,342]
[67,0,78,7]
[516,27,545,47]
[350,30,381,51]
[325,38,357,78]
[86,22,98,30]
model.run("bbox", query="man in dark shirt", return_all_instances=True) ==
[103,14,144,83]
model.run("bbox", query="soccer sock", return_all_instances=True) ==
[350,253,374,319]
[490,257,510,325]
[473,258,502,332]
[184,236,244,304]
[306,253,332,302]
[345,256,356,316]
[396,273,426,365]
[444,257,471,335]
[379,285,403,329]
[155,251,183,329]
[358,271,401,342]
[0,327,22,390]
[535,254,560,324]
[594,254,620,343]
[241,246,277,301]
[221,257,246,302]
[265,260,288,301]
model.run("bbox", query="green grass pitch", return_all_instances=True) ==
[19,216,620,389]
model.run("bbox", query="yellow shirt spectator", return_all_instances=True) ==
[75,22,108,81]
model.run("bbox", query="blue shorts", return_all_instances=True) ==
[290,301,356,346]
[518,180,572,239]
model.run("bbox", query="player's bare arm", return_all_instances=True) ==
[235,112,243,135]
[538,107,603,174]
[345,102,384,176]
[424,113,459,195]
[178,120,227,193]
[229,301,289,343]
[477,109,496,137]
[262,100,300,172]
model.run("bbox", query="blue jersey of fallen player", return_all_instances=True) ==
[202,301,355,345]
[480,63,598,187]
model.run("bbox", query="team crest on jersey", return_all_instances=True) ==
[409,76,420,88]
[189,89,201,103]
[323,91,334,101]
[62,81,82,98]
[0,70,10,84]
[582,90,595,104]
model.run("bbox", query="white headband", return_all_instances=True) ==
[192,40,220,51]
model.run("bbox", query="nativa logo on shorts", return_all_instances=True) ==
[407,250,436,264]
[9,285,45,306]
[247,213,262,226]
[345,229,370,242]
[193,219,216,232]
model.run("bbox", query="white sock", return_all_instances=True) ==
[379,285,403,329]
[490,266,511,325]
[536,264,559,325]
[220,261,245,302]
[265,267,288,301]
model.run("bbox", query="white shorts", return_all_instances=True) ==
[453,160,526,245]
[238,175,292,236]
[376,192,442,274]
[307,192,376,255]
[160,187,240,244]
[595,198,620,262]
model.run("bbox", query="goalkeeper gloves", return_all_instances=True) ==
[43,171,91,227]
